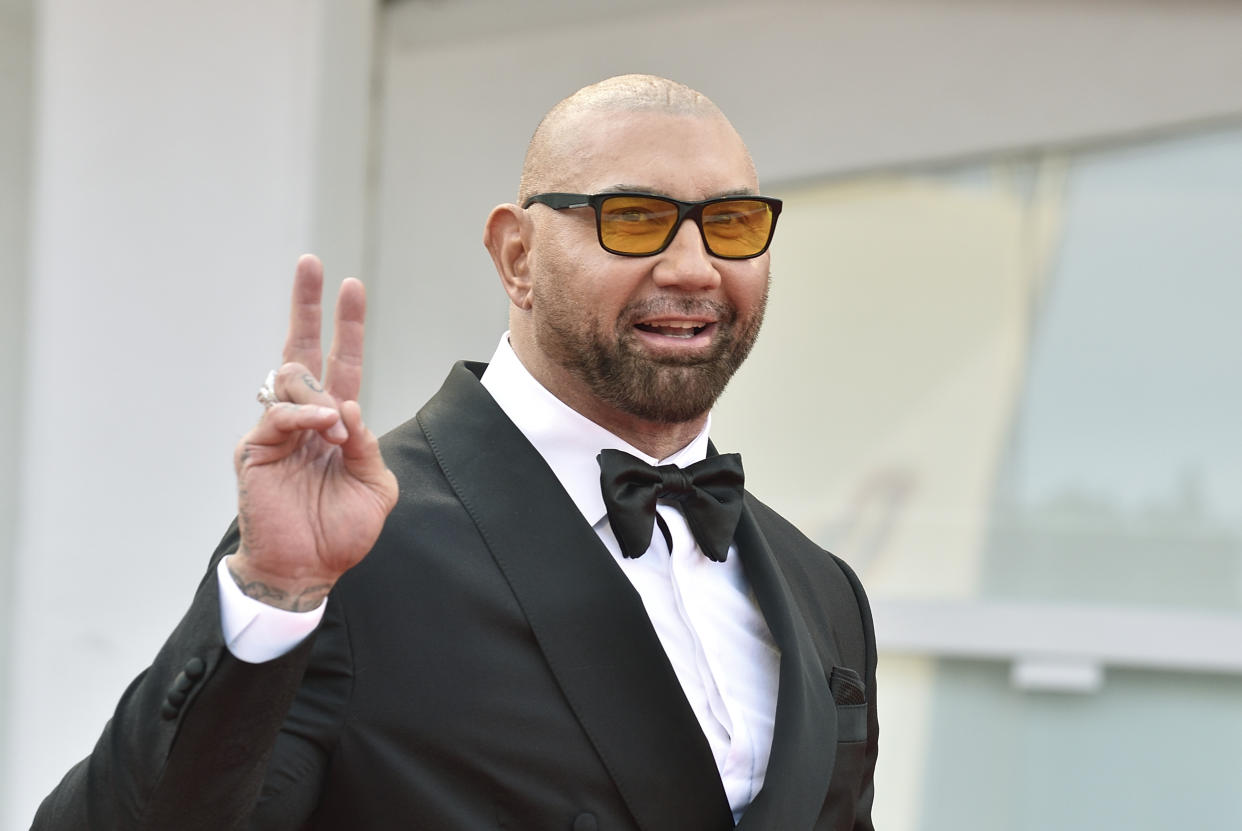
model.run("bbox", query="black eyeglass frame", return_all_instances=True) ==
[521,191,783,259]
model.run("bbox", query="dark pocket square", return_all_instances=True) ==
[828,665,866,706]
[829,666,869,743]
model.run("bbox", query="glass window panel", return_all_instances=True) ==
[916,661,1242,831]
[717,122,1242,612]
[981,128,1242,610]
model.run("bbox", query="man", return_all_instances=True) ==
[34,74,877,830]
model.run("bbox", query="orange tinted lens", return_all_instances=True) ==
[599,196,679,254]
[701,200,773,257]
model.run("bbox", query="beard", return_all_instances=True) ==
[533,283,768,424]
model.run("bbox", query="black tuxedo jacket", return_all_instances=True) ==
[34,362,878,830]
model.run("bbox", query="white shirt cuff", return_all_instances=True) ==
[216,556,326,663]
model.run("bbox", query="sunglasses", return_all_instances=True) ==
[521,192,783,259]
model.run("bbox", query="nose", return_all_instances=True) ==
[651,219,721,291]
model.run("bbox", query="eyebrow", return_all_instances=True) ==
[602,184,759,199]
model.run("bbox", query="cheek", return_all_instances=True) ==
[530,254,605,333]
[534,248,639,315]
[725,263,771,317]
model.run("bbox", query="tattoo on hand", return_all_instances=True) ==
[227,561,330,612]
[302,374,324,393]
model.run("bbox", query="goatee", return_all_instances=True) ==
[540,292,767,424]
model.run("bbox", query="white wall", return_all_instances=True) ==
[0,0,33,819]
[4,2,374,826]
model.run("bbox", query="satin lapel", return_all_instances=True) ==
[732,502,839,830]
[417,363,732,831]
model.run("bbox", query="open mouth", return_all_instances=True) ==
[635,321,710,339]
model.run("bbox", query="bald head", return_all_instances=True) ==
[518,74,754,201]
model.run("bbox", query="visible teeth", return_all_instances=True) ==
[638,321,704,339]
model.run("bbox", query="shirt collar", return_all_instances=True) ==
[480,333,711,527]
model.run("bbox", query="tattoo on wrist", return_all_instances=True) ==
[226,561,330,612]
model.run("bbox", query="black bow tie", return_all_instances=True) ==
[597,448,745,563]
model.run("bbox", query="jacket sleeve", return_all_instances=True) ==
[31,527,319,831]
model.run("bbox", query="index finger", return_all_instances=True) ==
[282,254,325,377]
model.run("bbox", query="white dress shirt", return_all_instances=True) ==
[218,334,780,821]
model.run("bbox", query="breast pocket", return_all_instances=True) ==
[828,665,868,743]
[835,702,868,743]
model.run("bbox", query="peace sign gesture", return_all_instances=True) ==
[226,255,399,611]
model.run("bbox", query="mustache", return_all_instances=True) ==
[619,297,736,325]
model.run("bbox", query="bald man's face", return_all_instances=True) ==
[518,109,770,426]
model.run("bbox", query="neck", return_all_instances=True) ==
[563,392,708,461]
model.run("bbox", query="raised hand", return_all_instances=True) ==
[226,255,399,611]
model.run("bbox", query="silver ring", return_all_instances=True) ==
[256,369,280,409]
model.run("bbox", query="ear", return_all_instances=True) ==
[483,204,533,310]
